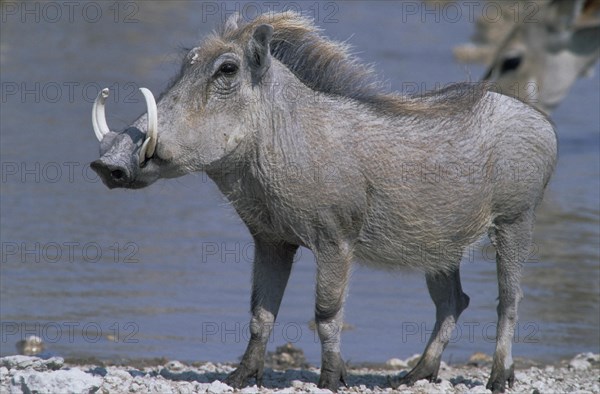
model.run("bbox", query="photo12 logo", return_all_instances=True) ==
[1,161,99,184]
[400,320,540,344]
[1,82,143,104]
[201,321,317,344]
[398,1,540,24]
[199,1,339,23]
[1,241,140,264]
[1,321,140,345]
[1,2,140,24]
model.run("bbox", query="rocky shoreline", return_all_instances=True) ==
[1,349,598,393]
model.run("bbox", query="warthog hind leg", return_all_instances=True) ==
[486,213,533,393]
[390,267,469,388]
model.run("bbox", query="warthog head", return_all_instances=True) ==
[91,20,275,188]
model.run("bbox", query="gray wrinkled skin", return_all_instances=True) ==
[91,12,558,393]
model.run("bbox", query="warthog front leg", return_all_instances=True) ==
[390,267,469,388]
[486,214,533,393]
[315,245,352,392]
[225,240,297,388]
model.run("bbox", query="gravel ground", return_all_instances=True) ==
[1,351,598,393]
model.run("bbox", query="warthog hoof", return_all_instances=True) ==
[317,351,348,392]
[486,364,515,393]
[225,363,263,388]
[388,357,440,388]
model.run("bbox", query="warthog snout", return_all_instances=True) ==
[90,159,129,188]
[90,88,159,189]
[90,126,147,188]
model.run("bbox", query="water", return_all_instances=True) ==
[1,1,598,365]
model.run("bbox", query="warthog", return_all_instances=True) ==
[91,12,557,393]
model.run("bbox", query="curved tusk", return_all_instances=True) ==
[139,87,158,160]
[92,88,110,142]
[138,138,151,167]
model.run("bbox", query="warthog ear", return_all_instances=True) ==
[249,24,273,84]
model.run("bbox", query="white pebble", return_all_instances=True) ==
[207,380,233,393]
[569,358,591,370]
[385,358,408,368]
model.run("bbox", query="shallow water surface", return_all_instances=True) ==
[1,1,598,365]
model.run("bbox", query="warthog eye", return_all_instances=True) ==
[219,62,238,75]
[500,56,522,74]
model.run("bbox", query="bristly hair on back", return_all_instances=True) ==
[219,12,384,100]
[218,12,486,115]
